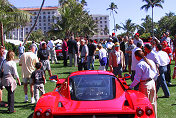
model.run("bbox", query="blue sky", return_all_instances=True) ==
[9,0,175,34]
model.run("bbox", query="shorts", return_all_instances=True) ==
[23,78,33,84]
[113,64,122,76]
[41,60,51,71]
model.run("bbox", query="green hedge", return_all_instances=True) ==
[4,42,18,55]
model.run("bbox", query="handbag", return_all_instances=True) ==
[0,59,5,78]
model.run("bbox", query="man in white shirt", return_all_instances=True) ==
[133,33,144,47]
[105,38,114,70]
[19,45,39,103]
[47,37,58,64]
[131,42,142,90]
[156,44,170,98]
[145,43,160,68]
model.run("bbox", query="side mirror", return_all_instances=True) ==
[49,75,58,81]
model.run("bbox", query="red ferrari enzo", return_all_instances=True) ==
[33,70,155,118]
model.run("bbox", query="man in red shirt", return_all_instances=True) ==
[162,41,172,86]
[62,37,68,66]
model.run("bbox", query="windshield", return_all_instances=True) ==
[69,74,116,101]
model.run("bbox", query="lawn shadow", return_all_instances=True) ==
[171,104,176,106]
[57,72,71,75]
[168,84,176,87]
[15,103,35,110]
[0,110,8,114]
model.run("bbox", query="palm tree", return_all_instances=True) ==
[0,0,30,46]
[141,0,164,37]
[121,19,136,36]
[141,15,152,33]
[107,2,118,33]
[23,0,45,46]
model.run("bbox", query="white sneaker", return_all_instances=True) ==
[31,97,35,104]
[24,96,28,102]
[50,80,57,82]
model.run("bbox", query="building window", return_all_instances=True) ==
[39,16,41,19]
[44,23,46,26]
[39,27,41,29]
[101,33,103,35]
[43,16,46,19]
[100,17,102,20]
[44,27,46,30]
[35,27,37,30]
[100,25,103,27]
[26,28,28,31]
[48,12,50,14]
[105,21,107,23]
[52,11,55,14]
[39,23,41,26]
[26,32,28,34]
[39,20,41,22]
[43,12,45,14]
[104,17,107,20]
[48,27,51,30]
[48,16,50,19]
[43,20,46,22]
[48,19,50,22]
[96,21,98,24]
[100,21,102,23]
[96,17,98,20]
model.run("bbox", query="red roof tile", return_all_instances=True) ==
[20,7,58,11]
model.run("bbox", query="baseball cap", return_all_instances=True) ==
[135,33,139,36]
[161,41,168,46]
[114,42,120,47]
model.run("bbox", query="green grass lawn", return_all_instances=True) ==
[0,59,176,118]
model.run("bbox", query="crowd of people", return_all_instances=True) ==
[58,32,175,118]
[0,31,175,117]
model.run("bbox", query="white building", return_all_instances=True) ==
[7,6,109,41]
[91,14,110,40]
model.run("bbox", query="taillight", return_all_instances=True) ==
[44,109,52,117]
[35,109,42,118]
[145,106,153,116]
[136,107,144,117]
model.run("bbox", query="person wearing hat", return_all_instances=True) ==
[161,41,172,86]
[109,42,125,78]
[133,33,144,47]
[112,33,119,43]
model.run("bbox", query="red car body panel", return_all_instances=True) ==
[33,70,155,118]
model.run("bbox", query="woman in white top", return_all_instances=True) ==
[97,44,107,71]
[2,51,21,113]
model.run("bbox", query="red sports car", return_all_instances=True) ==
[33,70,155,118]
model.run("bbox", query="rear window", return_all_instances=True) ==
[69,74,116,101]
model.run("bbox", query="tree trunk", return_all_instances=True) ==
[112,11,116,34]
[23,0,45,46]
[0,22,4,46]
